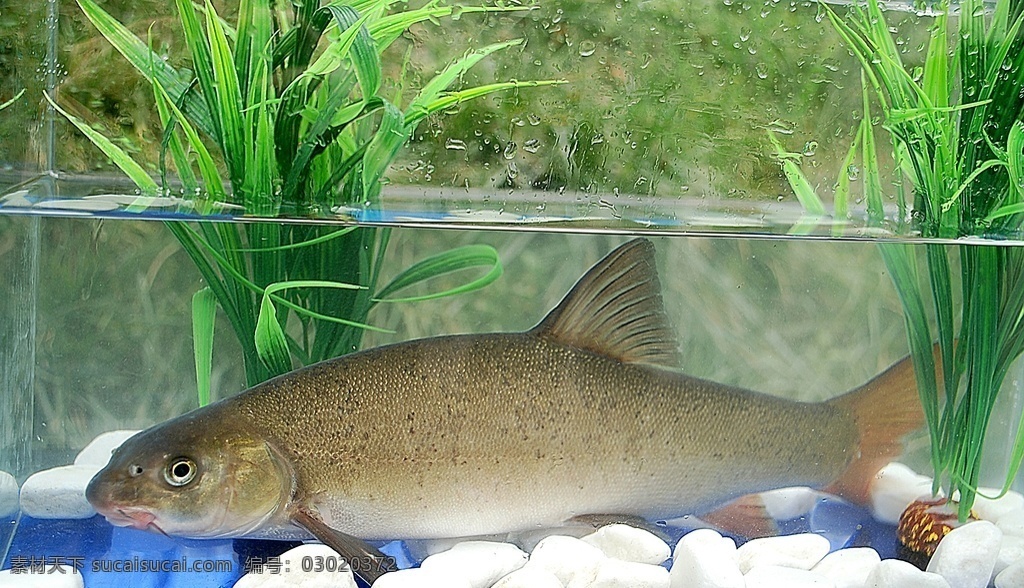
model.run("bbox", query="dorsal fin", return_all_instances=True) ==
[530,239,680,368]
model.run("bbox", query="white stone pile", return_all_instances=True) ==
[17,430,140,520]
[8,426,1024,588]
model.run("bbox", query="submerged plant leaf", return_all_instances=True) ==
[373,245,504,304]
[255,290,293,376]
[0,89,24,112]
[191,287,217,407]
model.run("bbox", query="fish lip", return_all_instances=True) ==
[96,504,158,531]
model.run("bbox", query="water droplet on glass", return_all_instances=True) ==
[445,138,467,151]
[503,142,518,159]
[528,113,541,126]
[450,5,463,20]
[579,40,597,57]
[591,134,604,145]
[755,63,769,79]
[524,139,540,153]
[803,141,818,157]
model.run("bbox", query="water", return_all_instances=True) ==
[2,218,1023,586]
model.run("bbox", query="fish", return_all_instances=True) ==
[86,238,924,583]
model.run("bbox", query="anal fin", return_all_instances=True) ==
[291,507,397,584]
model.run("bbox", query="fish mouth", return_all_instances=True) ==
[97,505,160,532]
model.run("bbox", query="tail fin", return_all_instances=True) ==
[824,353,930,505]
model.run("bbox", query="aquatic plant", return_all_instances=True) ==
[0,90,24,113]
[50,0,561,398]
[777,0,1024,517]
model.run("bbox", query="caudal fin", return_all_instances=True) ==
[824,352,936,505]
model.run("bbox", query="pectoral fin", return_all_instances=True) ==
[291,507,397,583]
[564,513,672,541]
[701,495,779,539]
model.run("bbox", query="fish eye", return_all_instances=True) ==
[128,464,143,477]
[163,457,197,487]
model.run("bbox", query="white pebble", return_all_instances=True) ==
[744,565,835,587]
[581,524,670,565]
[811,547,881,588]
[73,430,140,467]
[865,559,950,588]
[0,471,18,516]
[0,568,84,588]
[869,462,936,524]
[926,520,1002,588]
[736,533,831,573]
[583,558,669,588]
[998,509,1024,538]
[760,487,819,521]
[19,466,96,519]
[669,528,744,588]
[527,535,605,586]
[233,544,356,588]
[996,561,1024,588]
[996,535,1024,577]
[372,568,470,588]
[957,488,1024,524]
[492,566,564,588]
[420,541,527,588]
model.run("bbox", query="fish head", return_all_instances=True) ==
[86,411,293,539]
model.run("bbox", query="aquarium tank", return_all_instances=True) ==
[4,0,1024,586]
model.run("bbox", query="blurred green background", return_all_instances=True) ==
[1,0,934,205]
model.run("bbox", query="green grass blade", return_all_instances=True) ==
[362,98,408,198]
[833,120,863,231]
[407,39,524,115]
[175,0,224,145]
[152,80,227,204]
[860,73,885,224]
[43,92,159,193]
[323,4,382,100]
[372,245,503,304]
[255,291,293,376]
[767,131,825,215]
[191,287,217,407]
[406,80,568,129]
[203,0,246,189]
[0,89,24,112]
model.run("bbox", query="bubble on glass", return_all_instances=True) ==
[445,138,467,151]
[847,164,860,181]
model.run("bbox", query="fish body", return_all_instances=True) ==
[86,239,922,577]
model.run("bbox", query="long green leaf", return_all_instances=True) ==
[203,0,246,188]
[191,287,217,407]
[255,291,293,376]
[373,245,503,303]
[407,39,524,116]
[44,93,159,193]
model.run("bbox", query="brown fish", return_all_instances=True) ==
[86,238,922,582]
